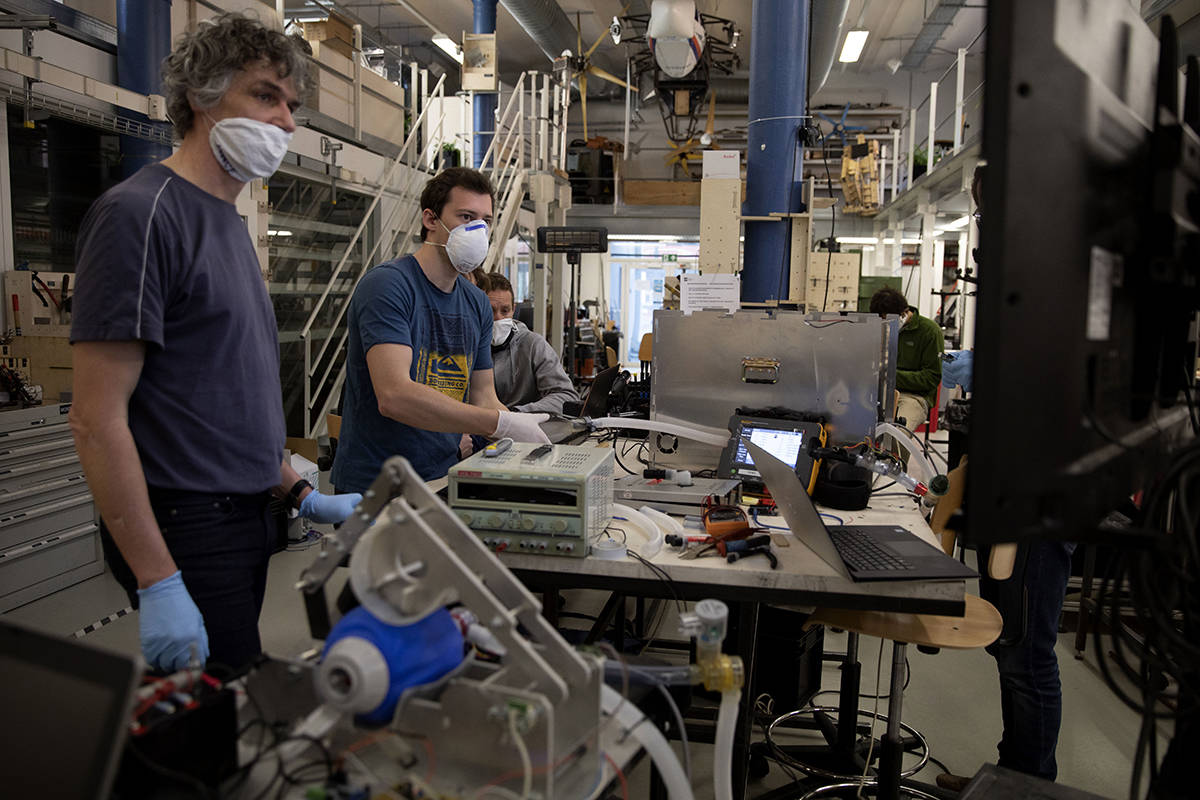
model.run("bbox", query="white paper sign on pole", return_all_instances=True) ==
[680,274,740,314]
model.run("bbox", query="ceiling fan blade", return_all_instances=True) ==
[705,89,717,136]
[576,11,583,57]
[587,64,631,91]
[580,71,589,139]
[585,26,610,60]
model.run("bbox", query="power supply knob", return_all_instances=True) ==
[487,515,502,528]
[522,517,536,530]
[551,520,568,533]
[457,512,473,525]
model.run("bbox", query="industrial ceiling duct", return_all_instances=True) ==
[809,0,850,94]
[900,0,968,70]
[499,0,585,62]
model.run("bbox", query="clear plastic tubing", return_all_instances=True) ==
[590,417,730,448]
[601,684,695,800]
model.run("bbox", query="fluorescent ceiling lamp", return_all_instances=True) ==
[432,34,463,64]
[880,237,924,245]
[836,236,879,245]
[608,234,688,241]
[937,215,971,230]
[267,229,293,237]
[839,30,869,63]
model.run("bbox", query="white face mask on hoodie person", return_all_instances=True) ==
[207,116,293,183]
[492,316,516,346]
[435,218,490,274]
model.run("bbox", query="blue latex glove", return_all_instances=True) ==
[299,490,362,524]
[941,350,974,392]
[137,571,209,672]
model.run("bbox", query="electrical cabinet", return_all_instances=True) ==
[0,403,101,612]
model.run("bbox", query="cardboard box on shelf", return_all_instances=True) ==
[301,12,355,58]
[5,336,72,401]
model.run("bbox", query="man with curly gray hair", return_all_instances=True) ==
[68,12,359,675]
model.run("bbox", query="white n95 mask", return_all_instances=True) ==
[438,219,490,274]
[209,117,293,183]
[492,316,516,346]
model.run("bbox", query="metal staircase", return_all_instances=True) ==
[290,69,571,439]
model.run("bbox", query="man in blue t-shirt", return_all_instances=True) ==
[69,14,360,674]
[332,168,551,491]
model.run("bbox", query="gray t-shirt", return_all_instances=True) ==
[71,163,285,493]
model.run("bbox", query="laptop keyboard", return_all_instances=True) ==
[829,527,916,573]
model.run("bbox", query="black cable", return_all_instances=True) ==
[1183,363,1200,435]
[627,550,685,614]
[605,524,629,544]
[612,437,638,475]
[775,125,803,305]
[819,128,837,312]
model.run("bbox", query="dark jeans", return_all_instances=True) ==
[977,537,1076,781]
[100,487,275,673]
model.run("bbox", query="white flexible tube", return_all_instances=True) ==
[591,416,730,448]
[601,684,695,800]
[639,505,684,540]
[713,689,741,800]
[873,422,938,485]
[612,503,664,558]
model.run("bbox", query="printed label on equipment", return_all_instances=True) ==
[1086,246,1118,341]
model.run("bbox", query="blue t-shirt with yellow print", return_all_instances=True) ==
[332,255,493,490]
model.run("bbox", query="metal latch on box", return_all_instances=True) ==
[741,357,780,384]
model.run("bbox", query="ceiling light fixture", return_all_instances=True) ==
[839,30,869,63]
[938,215,971,230]
[432,34,463,65]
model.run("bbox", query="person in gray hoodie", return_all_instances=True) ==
[485,273,580,414]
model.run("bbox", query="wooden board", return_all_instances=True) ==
[805,593,1002,650]
[699,178,742,274]
[6,335,72,401]
[622,179,703,206]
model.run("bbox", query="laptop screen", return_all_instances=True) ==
[725,420,809,478]
[0,620,141,800]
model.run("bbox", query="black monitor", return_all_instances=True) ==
[968,2,1199,545]
[718,415,824,492]
[0,618,142,799]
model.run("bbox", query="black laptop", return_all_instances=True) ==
[746,440,978,582]
[0,618,142,799]
[541,366,620,443]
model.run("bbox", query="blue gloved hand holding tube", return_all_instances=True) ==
[941,350,974,393]
[299,490,362,524]
[137,570,209,672]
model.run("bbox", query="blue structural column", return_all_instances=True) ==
[742,0,810,303]
[117,0,173,178]
[472,0,498,168]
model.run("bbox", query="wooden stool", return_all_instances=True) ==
[759,595,1002,800]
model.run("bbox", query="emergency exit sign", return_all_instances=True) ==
[662,253,678,263]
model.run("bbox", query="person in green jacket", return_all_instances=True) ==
[870,287,944,431]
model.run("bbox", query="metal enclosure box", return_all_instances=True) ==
[448,443,614,557]
[649,310,898,470]
[613,475,742,516]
